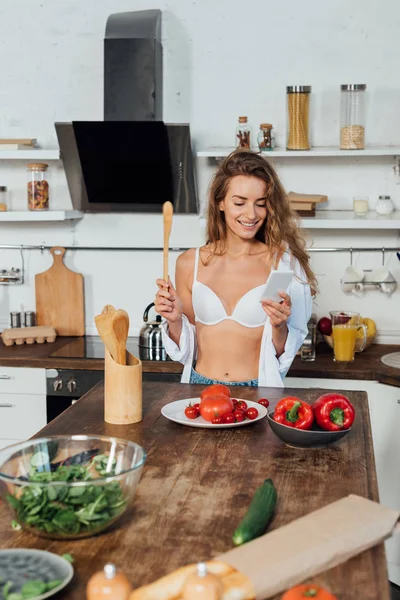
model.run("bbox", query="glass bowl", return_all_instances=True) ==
[0,435,146,539]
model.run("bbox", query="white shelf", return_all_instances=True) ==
[0,149,60,160]
[197,146,400,158]
[0,210,83,222]
[300,210,400,229]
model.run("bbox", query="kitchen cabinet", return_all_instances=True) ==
[0,367,46,450]
[285,376,400,585]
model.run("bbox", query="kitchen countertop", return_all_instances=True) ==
[0,336,399,386]
[0,382,390,599]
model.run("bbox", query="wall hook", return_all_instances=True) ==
[350,248,353,266]
[382,248,385,266]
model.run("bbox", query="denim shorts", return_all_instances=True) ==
[189,366,258,387]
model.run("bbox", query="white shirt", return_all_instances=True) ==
[161,250,312,386]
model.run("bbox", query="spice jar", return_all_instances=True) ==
[0,186,8,211]
[27,163,49,210]
[286,86,311,150]
[257,124,274,152]
[340,84,366,150]
[235,116,251,149]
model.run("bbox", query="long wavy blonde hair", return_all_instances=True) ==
[206,150,317,295]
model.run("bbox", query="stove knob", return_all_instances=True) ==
[67,378,77,393]
[53,377,63,392]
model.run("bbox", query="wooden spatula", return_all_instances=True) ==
[163,201,173,282]
[94,305,120,363]
[111,309,130,366]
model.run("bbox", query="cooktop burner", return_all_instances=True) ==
[50,336,140,360]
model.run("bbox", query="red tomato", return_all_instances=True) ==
[222,413,235,424]
[199,394,233,422]
[246,407,259,420]
[200,384,231,401]
[193,403,200,412]
[258,398,270,408]
[184,405,199,419]
[236,400,248,411]
[211,416,223,424]
[233,409,245,422]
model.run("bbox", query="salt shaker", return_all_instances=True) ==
[375,195,394,215]
[182,563,223,600]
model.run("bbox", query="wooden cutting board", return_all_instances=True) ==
[35,247,85,336]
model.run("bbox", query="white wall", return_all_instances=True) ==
[0,0,400,338]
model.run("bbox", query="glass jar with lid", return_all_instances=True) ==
[27,163,49,211]
[0,186,8,211]
[340,84,366,150]
[257,124,274,152]
[286,86,311,150]
[235,116,251,149]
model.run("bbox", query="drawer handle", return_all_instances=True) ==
[0,403,14,408]
[0,374,11,380]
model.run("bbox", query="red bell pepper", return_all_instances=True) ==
[313,393,355,431]
[273,396,314,430]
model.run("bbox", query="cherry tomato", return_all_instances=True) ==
[199,394,233,422]
[246,407,259,420]
[222,413,235,424]
[193,403,200,411]
[200,384,231,401]
[258,398,270,408]
[233,409,245,422]
[184,405,199,419]
[211,416,223,424]
[236,400,248,411]
[231,399,238,408]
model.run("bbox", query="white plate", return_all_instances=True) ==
[161,398,267,429]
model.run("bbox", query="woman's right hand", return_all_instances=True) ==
[155,278,183,323]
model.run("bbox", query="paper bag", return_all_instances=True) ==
[217,494,399,599]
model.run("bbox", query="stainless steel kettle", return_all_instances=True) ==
[138,302,167,361]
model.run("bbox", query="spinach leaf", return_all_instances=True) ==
[7,453,127,537]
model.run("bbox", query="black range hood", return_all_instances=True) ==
[55,10,197,214]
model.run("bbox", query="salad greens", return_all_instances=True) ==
[6,453,127,537]
[2,579,62,600]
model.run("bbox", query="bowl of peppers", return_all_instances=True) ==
[266,393,355,448]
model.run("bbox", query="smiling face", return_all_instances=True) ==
[219,175,268,240]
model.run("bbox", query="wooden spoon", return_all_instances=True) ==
[111,309,130,366]
[163,201,173,282]
[94,305,120,363]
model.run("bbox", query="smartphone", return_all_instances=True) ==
[259,270,294,303]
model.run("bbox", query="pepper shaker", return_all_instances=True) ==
[86,563,132,600]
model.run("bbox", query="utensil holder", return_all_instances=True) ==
[104,348,142,424]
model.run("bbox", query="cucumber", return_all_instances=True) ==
[232,478,277,546]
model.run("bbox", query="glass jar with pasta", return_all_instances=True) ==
[27,163,49,211]
[286,85,311,150]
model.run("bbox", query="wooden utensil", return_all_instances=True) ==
[111,309,130,366]
[163,201,173,282]
[94,305,120,363]
[35,247,84,336]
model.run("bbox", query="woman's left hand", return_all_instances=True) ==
[261,291,292,328]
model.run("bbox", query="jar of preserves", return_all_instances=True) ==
[340,84,366,150]
[286,86,311,150]
[27,163,49,211]
[257,123,274,152]
[235,116,251,149]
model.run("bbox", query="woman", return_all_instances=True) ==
[155,150,317,387]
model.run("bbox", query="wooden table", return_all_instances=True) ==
[0,382,390,599]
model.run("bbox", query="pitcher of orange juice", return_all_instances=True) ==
[330,311,367,362]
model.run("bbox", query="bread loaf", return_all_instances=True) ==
[129,561,255,600]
